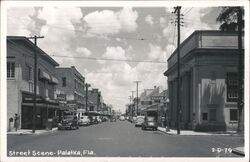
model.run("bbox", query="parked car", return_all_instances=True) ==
[58,115,79,130]
[141,116,157,131]
[97,116,102,123]
[132,116,137,123]
[135,116,145,127]
[110,116,116,122]
[119,116,125,121]
[78,115,90,126]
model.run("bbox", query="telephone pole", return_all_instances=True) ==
[27,35,44,133]
[173,6,182,135]
[85,83,91,112]
[237,7,244,133]
[134,81,141,115]
[131,91,135,116]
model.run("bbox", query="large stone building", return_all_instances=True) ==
[55,66,85,114]
[7,36,59,131]
[164,30,244,131]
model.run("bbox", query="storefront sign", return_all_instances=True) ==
[151,96,165,101]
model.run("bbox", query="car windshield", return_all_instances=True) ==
[147,117,155,121]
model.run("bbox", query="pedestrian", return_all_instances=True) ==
[14,113,19,131]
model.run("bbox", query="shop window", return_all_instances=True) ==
[7,62,15,78]
[202,113,208,120]
[230,109,238,121]
[62,77,66,87]
[227,73,238,102]
[209,109,216,121]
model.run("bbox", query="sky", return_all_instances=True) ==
[7,6,222,112]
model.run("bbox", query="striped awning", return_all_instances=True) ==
[39,70,51,81]
[50,76,59,84]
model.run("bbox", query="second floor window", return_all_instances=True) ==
[7,62,15,78]
[227,73,238,102]
[62,77,66,87]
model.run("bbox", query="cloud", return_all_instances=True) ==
[145,14,154,26]
[159,17,167,28]
[83,8,138,35]
[75,47,92,57]
[103,46,126,60]
[147,43,167,61]
[7,7,36,36]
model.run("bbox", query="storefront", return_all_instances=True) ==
[21,92,59,129]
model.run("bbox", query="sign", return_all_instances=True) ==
[57,94,66,101]
[151,96,165,101]
[68,103,76,108]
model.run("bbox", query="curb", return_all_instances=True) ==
[157,128,241,136]
[7,128,58,135]
[232,148,245,156]
[157,128,173,135]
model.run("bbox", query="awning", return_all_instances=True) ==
[22,102,60,109]
[39,70,51,81]
[50,76,59,84]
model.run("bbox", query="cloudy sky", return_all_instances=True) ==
[7,6,222,112]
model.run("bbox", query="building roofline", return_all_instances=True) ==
[7,36,59,66]
[167,30,242,62]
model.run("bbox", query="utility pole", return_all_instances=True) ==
[237,7,244,133]
[134,81,141,116]
[173,6,182,135]
[85,83,91,112]
[27,35,44,133]
[131,91,135,116]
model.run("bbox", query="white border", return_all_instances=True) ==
[1,1,249,162]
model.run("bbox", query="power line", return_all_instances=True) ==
[183,7,193,15]
[50,54,166,64]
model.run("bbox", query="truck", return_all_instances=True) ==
[141,110,158,131]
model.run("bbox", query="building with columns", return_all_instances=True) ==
[164,30,244,131]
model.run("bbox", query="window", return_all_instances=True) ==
[202,113,208,120]
[62,77,66,87]
[25,65,33,81]
[7,62,15,78]
[74,79,77,89]
[227,73,238,102]
[230,109,238,121]
[209,109,216,121]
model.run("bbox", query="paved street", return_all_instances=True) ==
[7,121,243,157]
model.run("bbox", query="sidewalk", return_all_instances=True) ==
[232,146,245,156]
[7,128,58,135]
[157,127,245,156]
[157,127,240,136]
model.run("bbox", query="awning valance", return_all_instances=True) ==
[39,70,51,81]
[50,76,59,84]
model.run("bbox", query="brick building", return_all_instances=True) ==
[7,36,59,131]
[55,66,85,115]
[164,30,244,131]
[88,88,103,112]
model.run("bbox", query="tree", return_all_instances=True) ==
[216,7,244,31]
[217,7,244,133]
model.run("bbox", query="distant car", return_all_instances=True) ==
[132,116,137,123]
[97,116,102,123]
[119,116,125,121]
[141,116,157,131]
[135,116,145,127]
[110,116,116,122]
[78,115,90,126]
[58,115,79,130]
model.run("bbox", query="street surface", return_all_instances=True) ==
[7,120,243,157]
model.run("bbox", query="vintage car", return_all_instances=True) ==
[58,115,79,130]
